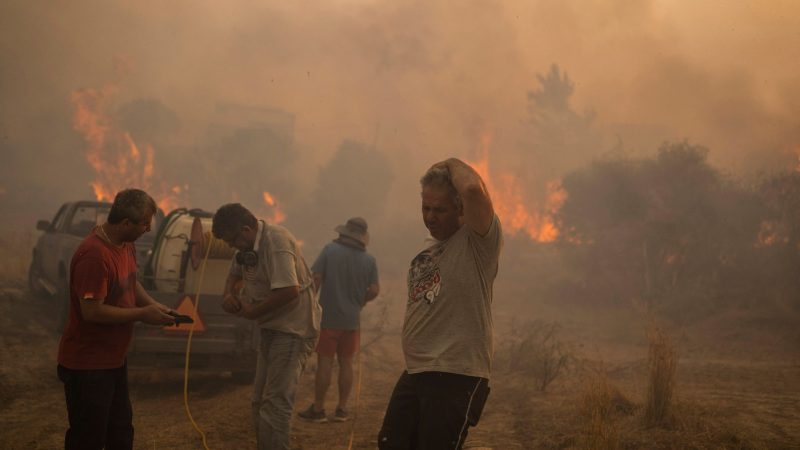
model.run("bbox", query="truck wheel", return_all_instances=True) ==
[27,261,46,298]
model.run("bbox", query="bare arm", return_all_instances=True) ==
[238,286,300,320]
[80,293,174,326]
[313,273,323,292]
[221,273,244,314]
[134,281,171,312]
[364,283,379,304]
[435,158,494,236]
[223,273,243,297]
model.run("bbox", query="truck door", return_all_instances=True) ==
[39,204,69,284]
[59,204,111,278]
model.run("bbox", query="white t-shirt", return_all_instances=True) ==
[229,222,321,339]
[402,215,503,378]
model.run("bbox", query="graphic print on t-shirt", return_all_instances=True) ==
[407,244,444,305]
[244,264,257,281]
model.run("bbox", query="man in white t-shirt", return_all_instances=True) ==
[213,203,320,450]
[378,158,503,449]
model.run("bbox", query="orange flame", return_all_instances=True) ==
[467,131,566,243]
[262,191,287,224]
[756,220,789,247]
[71,85,182,212]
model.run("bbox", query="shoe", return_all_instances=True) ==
[298,404,327,423]
[332,407,349,422]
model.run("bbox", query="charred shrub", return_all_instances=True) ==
[505,321,573,391]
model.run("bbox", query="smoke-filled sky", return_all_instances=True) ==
[1,0,799,234]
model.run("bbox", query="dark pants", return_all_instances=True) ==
[378,371,490,450]
[57,363,134,450]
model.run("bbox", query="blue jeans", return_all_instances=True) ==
[57,363,134,450]
[251,329,315,450]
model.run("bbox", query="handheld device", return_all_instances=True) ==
[168,311,194,324]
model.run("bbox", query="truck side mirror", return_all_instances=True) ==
[36,220,51,231]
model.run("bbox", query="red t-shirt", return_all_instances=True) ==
[57,232,138,369]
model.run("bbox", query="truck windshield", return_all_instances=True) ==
[68,205,111,237]
[66,204,164,241]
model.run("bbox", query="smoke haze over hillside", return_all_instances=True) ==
[2,0,799,249]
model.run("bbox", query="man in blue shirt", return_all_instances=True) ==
[299,217,379,422]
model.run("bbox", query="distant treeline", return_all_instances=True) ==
[543,142,800,322]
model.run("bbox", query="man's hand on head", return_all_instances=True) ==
[429,160,449,171]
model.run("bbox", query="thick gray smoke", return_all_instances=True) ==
[1,0,798,249]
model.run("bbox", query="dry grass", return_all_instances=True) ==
[505,320,572,391]
[667,402,770,450]
[0,231,35,284]
[578,368,623,450]
[0,270,796,449]
[644,323,677,427]
[559,321,776,450]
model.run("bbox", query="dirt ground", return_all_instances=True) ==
[1,270,799,449]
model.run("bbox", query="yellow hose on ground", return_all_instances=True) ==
[183,237,213,450]
[346,341,363,450]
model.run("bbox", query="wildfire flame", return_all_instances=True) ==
[71,84,182,212]
[467,131,566,243]
[756,220,789,247]
[262,191,287,224]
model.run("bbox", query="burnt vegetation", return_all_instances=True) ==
[504,320,573,392]
[487,66,800,448]
[511,67,800,323]
[553,144,800,322]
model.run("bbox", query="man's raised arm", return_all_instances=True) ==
[435,158,494,236]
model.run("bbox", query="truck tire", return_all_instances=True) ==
[27,260,47,298]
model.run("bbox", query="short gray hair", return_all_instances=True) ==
[108,189,157,224]
[420,167,461,209]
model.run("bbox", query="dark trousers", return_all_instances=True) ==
[378,371,490,450]
[57,363,134,450]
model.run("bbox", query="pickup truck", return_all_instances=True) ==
[29,201,257,380]
[27,200,157,323]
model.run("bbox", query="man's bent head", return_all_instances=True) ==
[212,203,259,251]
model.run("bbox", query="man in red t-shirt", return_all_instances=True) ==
[57,189,175,450]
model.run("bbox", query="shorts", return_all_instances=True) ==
[315,328,360,358]
[378,371,490,449]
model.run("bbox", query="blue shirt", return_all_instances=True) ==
[311,241,379,330]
